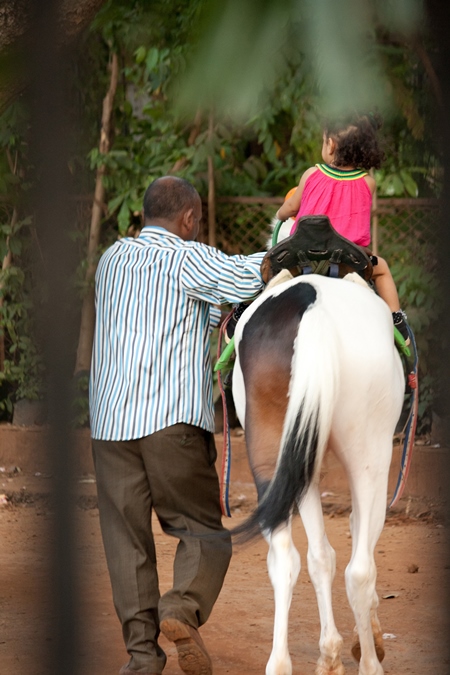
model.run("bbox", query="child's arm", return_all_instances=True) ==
[276,166,317,221]
[364,174,376,196]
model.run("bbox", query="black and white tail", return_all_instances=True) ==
[234,300,340,541]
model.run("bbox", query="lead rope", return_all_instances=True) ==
[216,311,234,517]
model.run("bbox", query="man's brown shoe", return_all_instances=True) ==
[160,617,212,675]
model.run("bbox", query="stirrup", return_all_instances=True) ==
[225,302,249,341]
[393,310,410,346]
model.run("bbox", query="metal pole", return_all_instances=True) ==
[28,1,80,672]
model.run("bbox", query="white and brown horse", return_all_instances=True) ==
[231,272,404,675]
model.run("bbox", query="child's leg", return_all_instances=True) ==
[371,256,400,312]
[372,256,409,342]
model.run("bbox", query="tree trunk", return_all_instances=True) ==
[73,50,118,375]
[0,224,14,373]
[207,110,216,247]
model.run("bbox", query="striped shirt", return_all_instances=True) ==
[89,226,264,440]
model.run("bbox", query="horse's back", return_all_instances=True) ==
[235,273,402,387]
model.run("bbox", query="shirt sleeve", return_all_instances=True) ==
[181,243,265,305]
[209,305,222,331]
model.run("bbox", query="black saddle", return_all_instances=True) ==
[261,215,373,283]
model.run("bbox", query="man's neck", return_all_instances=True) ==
[144,219,185,240]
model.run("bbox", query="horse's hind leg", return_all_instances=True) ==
[265,520,300,675]
[299,485,345,675]
[349,507,385,666]
[344,444,391,675]
[243,389,299,675]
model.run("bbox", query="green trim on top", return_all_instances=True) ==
[316,163,368,180]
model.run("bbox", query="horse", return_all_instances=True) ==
[231,269,405,675]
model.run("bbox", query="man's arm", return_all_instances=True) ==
[181,244,265,306]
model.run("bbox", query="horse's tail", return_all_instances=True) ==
[234,299,340,541]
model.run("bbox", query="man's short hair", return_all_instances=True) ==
[143,177,199,221]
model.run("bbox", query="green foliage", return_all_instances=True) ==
[85,0,214,234]
[0,102,46,420]
[86,0,441,230]
[0,257,46,415]
[375,168,419,197]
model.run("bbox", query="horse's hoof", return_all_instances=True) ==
[315,660,345,675]
[265,656,292,675]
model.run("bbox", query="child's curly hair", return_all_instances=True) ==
[324,111,384,170]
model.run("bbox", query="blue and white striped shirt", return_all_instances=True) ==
[89,226,265,440]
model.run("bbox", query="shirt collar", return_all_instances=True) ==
[139,225,183,241]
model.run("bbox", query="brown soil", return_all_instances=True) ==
[1,436,450,675]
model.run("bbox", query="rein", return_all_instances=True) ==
[216,311,234,517]
[388,325,419,508]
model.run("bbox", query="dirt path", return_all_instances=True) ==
[1,458,450,674]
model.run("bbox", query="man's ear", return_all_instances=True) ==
[182,208,194,235]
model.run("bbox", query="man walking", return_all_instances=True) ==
[89,176,265,675]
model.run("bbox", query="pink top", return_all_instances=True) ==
[290,164,372,246]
